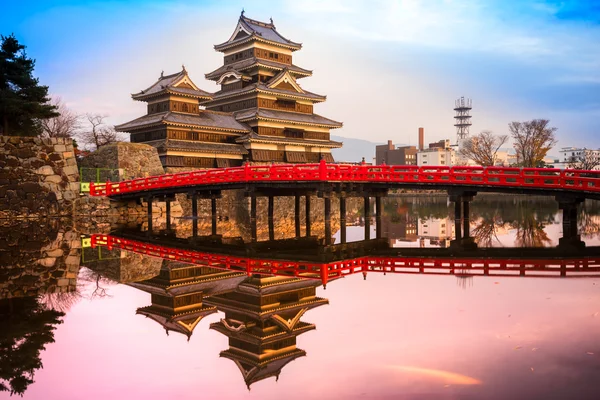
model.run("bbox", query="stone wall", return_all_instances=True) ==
[79,142,164,179]
[0,219,81,298]
[0,136,79,217]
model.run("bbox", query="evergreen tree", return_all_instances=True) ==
[0,297,64,396]
[0,34,58,136]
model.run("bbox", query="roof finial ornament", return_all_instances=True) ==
[182,64,187,73]
[241,8,245,17]
[160,70,164,78]
[270,17,273,24]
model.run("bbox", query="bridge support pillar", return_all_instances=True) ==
[250,194,257,242]
[324,196,332,245]
[305,195,311,237]
[449,190,477,250]
[294,195,301,238]
[190,192,198,238]
[364,196,370,240]
[375,196,382,239]
[268,195,275,241]
[211,197,218,236]
[165,199,171,231]
[146,196,153,233]
[340,196,347,244]
[556,195,585,249]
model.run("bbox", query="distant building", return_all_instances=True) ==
[417,142,456,167]
[553,147,600,170]
[375,140,417,166]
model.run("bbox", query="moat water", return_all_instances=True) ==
[1,197,600,399]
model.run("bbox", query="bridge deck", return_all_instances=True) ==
[90,161,600,200]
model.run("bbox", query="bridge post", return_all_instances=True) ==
[250,194,257,242]
[449,190,477,250]
[462,198,470,239]
[268,195,275,241]
[364,196,370,240]
[191,192,198,238]
[211,197,217,236]
[556,195,585,249]
[165,198,171,231]
[294,195,301,238]
[305,195,311,237]
[324,196,332,245]
[340,196,347,244]
[375,196,382,239]
[453,199,462,240]
[146,195,153,233]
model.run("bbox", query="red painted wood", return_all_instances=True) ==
[89,160,600,197]
[90,234,600,282]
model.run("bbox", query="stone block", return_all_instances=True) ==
[63,191,78,201]
[57,278,69,286]
[44,175,63,183]
[38,257,56,267]
[54,144,66,152]
[45,249,64,257]
[63,165,78,176]
[63,151,74,158]
[66,157,78,167]
[36,165,54,175]
[65,255,80,266]
[69,182,80,191]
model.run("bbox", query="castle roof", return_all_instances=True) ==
[132,67,213,101]
[115,111,251,133]
[236,132,342,149]
[207,82,326,103]
[144,139,248,155]
[234,108,343,129]
[205,58,312,81]
[215,14,302,52]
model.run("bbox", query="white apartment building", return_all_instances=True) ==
[417,147,456,167]
[552,147,600,170]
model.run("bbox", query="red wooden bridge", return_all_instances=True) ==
[89,160,600,199]
[91,234,600,286]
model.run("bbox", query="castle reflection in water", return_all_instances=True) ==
[2,196,600,394]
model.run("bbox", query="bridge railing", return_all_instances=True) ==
[89,161,600,197]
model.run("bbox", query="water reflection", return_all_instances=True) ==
[1,197,600,398]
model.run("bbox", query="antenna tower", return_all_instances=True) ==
[454,97,472,143]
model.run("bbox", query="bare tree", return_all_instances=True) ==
[459,130,508,166]
[78,113,123,150]
[567,149,600,171]
[509,119,557,167]
[40,97,81,138]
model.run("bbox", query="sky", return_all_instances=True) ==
[2,0,600,151]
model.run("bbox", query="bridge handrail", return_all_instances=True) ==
[89,160,600,197]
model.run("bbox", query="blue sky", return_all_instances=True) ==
[2,0,599,150]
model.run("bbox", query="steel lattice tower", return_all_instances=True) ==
[454,97,472,143]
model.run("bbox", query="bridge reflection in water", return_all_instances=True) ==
[87,227,600,389]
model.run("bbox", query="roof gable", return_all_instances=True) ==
[132,67,212,101]
[215,13,302,51]
[267,69,304,94]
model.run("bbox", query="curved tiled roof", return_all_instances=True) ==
[132,69,213,101]
[115,111,251,133]
[214,15,302,52]
[234,108,343,128]
[207,83,326,103]
[205,58,312,81]
[145,139,248,155]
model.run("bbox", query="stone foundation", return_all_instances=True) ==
[0,219,81,298]
[0,136,79,218]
